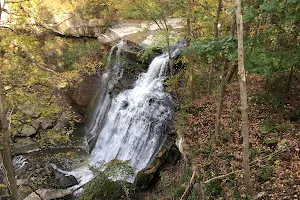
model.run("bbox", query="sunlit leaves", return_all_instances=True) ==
[189,36,237,61]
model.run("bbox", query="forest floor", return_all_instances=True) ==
[144,72,300,200]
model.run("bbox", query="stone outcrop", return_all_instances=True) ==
[13,138,40,154]
[24,189,72,200]
[72,74,102,109]
[18,124,37,137]
[54,171,78,189]
[40,119,54,130]
[133,136,180,190]
[48,15,106,37]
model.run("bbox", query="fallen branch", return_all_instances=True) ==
[38,65,58,75]
[180,170,197,200]
[204,146,290,184]
[205,169,244,184]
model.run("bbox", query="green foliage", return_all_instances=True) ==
[60,40,103,71]
[258,165,274,183]
[243,0,299,76]
[81,159,134,200]
[260,120,289,134]
[205,179,223,198]
[39,129,70,148]
[190,36,238,62]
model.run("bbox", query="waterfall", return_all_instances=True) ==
[86,40,125,148]
[68,40,184,190]
[90,54,172,173]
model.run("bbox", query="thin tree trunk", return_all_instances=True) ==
[0,82,19,200]
[180,170,197,200]
[226,64,238,83]
[188,57,195,99]
[214,0,222,38]
[215,61,236,138]
[208,0,222,95]
[231,12,236,37]
[186,0,195,99]
[235,0,254,196]
[277,66,293,123]
[207,62,213,95]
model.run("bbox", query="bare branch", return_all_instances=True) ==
[204,146,291,184]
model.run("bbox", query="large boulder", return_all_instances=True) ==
[13,138,40,154]
[24,189,72,200]
[40,119,54,130]
[70,74,102,110]
[18,124,37,137]
[21,105,41,118]
[54,171,78,189]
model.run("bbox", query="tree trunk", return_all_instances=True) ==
[207,62,214,95]
[215,61,236,138]
[207,0,222,95]
[277,66,293,123]
[214,0,222,38]
[186,0,195,99]
[180,170,197,200]
[235,0,254,196]
[0,82,19,200]
[161,19,174,77]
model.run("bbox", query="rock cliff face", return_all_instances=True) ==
[41,14,183,46]
[47,14,106,37]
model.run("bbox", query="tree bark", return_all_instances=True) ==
[215,61,236,138]
[180,170,197,200]
[214,0,222,38]
[0,82,19,200]
[186,0,195,99]
[207,62,214,95]
[277,66,293,123]
[235,0,254,196]
[162,19,174,77]
[208,0,222,95]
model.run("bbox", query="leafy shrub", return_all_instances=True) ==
[260,120,289,134]
[80,159,134,200]
[258,165,274,183]
[205,179,223,198]
[61,40,103,71]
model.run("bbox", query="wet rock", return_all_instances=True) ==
[72,74,102,108]
[18,124,37,137]
[24,189,72,200]
[55,171,78,189]
[40,119,54,130]
[134,146,170,189]
[13,138,40,154]
[133,136,180,190]
[54,112,70,131]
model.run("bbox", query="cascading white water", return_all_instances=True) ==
[90,54,172,173]
[67,41,185,190]
[86,40,125,147]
